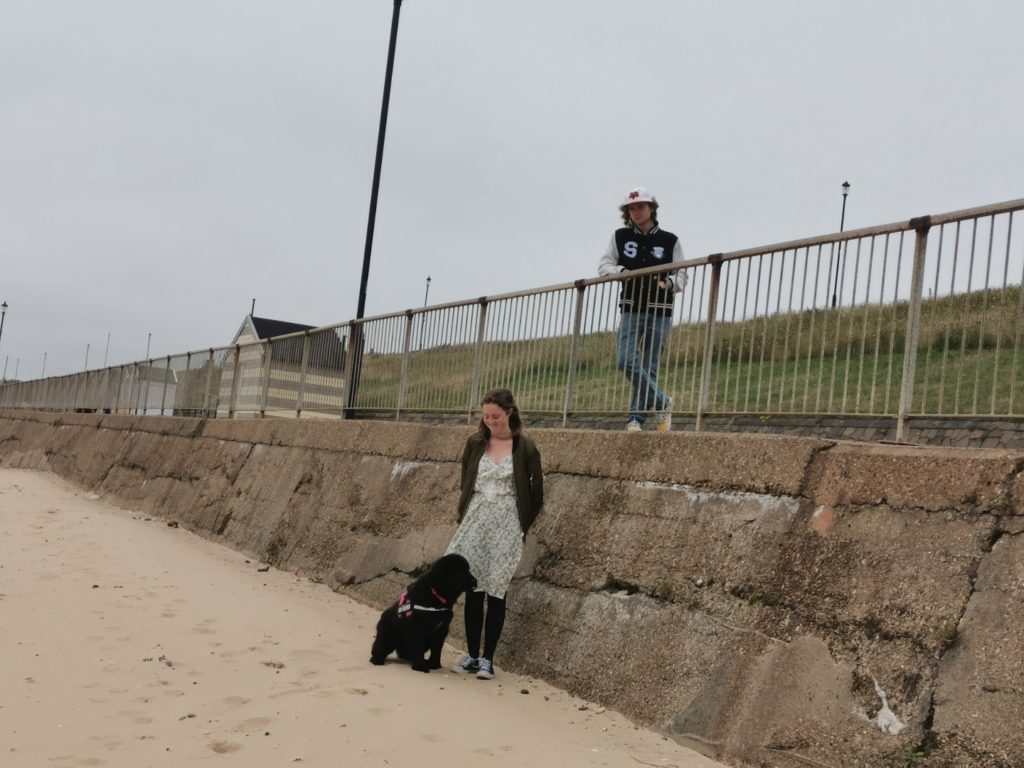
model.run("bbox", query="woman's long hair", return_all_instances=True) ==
[476,387,523,439]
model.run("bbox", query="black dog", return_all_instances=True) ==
[370,553,477,672]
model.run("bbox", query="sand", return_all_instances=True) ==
[0,468,727,768]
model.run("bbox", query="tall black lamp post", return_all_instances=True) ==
[418,275,431,350]
[357,0,404,321]
[831,181,851,308]
[349,0,405,415]
[0,302,7,382]
[0,301,8,351]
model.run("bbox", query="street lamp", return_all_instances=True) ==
[419,275,432,350]
[0,301,8,356]
[357,0,405,320]
[349,0,406,415]
[831,181,851,308]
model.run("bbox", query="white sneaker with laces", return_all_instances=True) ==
[452,655,479,674]
[476,658,495,680]
[655,397,673,432]
[625,420,642,432]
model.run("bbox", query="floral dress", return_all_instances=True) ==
[446,453,523,599]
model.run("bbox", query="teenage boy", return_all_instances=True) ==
[598,187,686,431]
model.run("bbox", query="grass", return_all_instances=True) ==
[171,286,1024,419]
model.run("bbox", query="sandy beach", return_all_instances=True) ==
[0,468,726,768]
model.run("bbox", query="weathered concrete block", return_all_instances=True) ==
[931,533,1024,767]
[805,443,1022,511]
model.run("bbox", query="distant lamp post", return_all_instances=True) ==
[419,275,432,350]
[0,301,8,357]
[42,352,47,378]
[831,181,851,308]
[84,344,90,371]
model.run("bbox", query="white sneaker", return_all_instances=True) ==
[476,659,495,680]
[625,420,642,432]
[452,655,479,674]
[655,397,673,432]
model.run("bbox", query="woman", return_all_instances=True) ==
[446,388,543,680]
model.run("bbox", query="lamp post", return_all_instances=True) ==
[831,181,851,308]
[357,0,405,321]
[84,343,90,371]
[42,352,47,378]
[0,302,8,374]
[349,0,406,415]
[419,275,431,349]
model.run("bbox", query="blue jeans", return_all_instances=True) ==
[617,311,671,423]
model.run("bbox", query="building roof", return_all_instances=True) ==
[231,315,345,370]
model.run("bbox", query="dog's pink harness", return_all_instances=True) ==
[396,587,450,619]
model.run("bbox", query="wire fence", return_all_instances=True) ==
[2,197,1023,440]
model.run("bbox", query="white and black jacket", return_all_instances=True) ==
[598,225,686,315]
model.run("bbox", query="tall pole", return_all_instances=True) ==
[0,301,7,356]
[831,181,851,308]
[146,332,151,359]
[104,332,111,367]
[42,352,47,378]
[348,0,405,417]
[356,0,404,321]
[419,275,431,349]
[84,344,90,371]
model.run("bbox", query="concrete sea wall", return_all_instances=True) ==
[1,409,1021,768]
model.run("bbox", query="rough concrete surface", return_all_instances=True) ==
[1,408,1022,768]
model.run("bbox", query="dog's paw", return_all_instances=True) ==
[369,657,386,666]
[411,663,431,673]
[428,659,442,670]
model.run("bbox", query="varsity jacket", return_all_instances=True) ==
[456,433,544,535]
[598,225,686,316]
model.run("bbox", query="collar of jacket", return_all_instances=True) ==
[631,224,661,236]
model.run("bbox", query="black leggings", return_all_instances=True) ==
[463,591,506,662]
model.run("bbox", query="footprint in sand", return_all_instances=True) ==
[116,710,154,725]
[223,696,250,708]
[209,740,242,754]
[236,717,272,733]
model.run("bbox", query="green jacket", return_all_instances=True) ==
[457,432,544,535]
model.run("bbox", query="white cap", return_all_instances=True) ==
[619,187,656,209]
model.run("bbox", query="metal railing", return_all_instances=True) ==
[2,197,1022,440]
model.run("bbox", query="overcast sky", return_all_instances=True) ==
[2,1,1022,378]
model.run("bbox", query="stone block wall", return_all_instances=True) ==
[1,409,1022,768]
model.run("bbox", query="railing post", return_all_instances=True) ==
[695,258,723,432]
[159,356,172,415]
[259,340,273,418]
[227,345,241,418]
[896,216,931,442]
[397,310,414,420]
[296,333,311,418]
[562,280,587,427]
[341,323,360,419]
[468,298,489,423]
[202,349,215,417]
[72,372,82,412]
[113,365,124,414]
